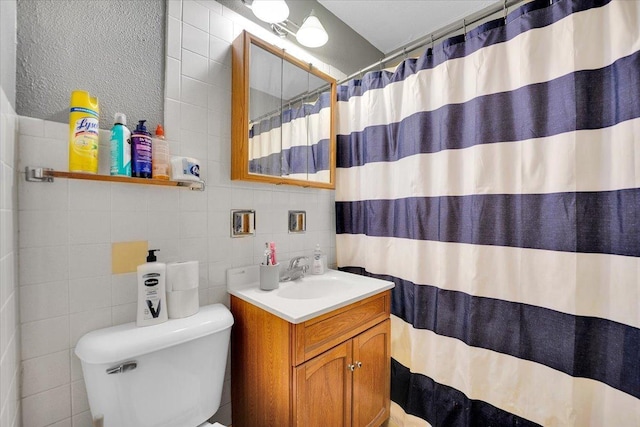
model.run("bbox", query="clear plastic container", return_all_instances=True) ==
[311,244,326,275]
[152,124,170,180]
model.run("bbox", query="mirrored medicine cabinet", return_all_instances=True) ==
[231,31,337,189]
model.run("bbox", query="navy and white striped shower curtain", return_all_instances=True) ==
[249,91,332,182]
[335,0,640,425]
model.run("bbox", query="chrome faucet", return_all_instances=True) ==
[280,256,309,282]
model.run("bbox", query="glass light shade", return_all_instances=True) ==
[251,0,289,24]
[296,13,328,48]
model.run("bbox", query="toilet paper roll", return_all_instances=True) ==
[167,288,199,319]
[166,261,199,292]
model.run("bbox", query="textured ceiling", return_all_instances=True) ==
[16,0,165,128]
[318,0,496,54]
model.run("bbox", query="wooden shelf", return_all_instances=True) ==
[25,167,205,191]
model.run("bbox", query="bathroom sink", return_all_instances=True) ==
[227,267,394,323]
[278,276,344,299]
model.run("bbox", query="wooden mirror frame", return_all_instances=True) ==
[231,31,337,189]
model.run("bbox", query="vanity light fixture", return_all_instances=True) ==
[270,9,329,48]
[245,1,328,48]
[295,10,328,48]
[250,0,290,24]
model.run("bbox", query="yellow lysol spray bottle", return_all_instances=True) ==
[68,90,100,173]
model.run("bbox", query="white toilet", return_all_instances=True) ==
[75,304,233,427]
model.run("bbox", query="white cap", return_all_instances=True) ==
[114,112,127,125]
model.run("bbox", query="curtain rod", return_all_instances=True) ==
[252,0,532,122]
[337,0,530,85]
[250,83,331,123]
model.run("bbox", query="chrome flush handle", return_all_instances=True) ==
[106,361,137,375]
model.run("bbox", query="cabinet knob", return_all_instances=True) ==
[355,361,362,369]
[347,363,356,372]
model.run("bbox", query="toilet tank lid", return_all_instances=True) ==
[75,304,233,365]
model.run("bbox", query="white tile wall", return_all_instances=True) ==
[166,16,182,60]
[21,385,70,427]
[183,0,209,32]
[21,350,70,397]
[181,49,209,81]
[15,1,343,426]
[183,23,209,57]
[0,87,20,427]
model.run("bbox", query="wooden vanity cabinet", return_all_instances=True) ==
[294,320,390,427]
[230,290,391,427]
[294,340,353,427]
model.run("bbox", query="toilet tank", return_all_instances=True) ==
[75,304,233,427]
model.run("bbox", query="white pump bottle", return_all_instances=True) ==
[311,244,326,275]
[136,249,168,327]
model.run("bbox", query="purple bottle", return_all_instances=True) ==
[131,120,152,178]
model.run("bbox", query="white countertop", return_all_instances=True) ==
[226,266,394,324]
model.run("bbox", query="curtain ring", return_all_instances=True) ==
[430,34,434,50]
[463,18,467,40]
[402,48,408,60]
[503,0,508,23]
[378,58,384,71]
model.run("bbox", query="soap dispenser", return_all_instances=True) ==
[131,120,152,178]
[311,244,326,275]
[136,249,168,327]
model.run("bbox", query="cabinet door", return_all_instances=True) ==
[352,320,391,427]
[294,341,353,427]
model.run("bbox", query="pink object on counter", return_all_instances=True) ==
[269,242,277,265]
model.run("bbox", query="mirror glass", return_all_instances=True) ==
[232,31,336,189]
[248,43,284,177]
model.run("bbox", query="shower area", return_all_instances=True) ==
[335,0,640,425]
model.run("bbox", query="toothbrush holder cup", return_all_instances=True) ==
[259,263,280,291]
